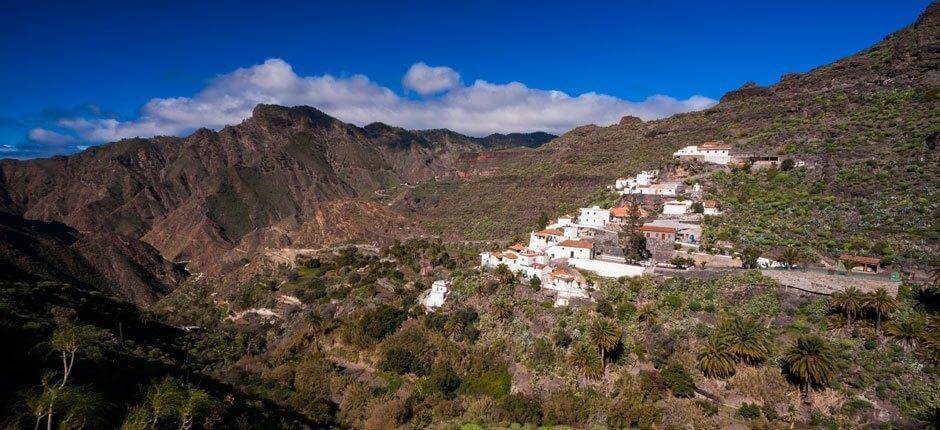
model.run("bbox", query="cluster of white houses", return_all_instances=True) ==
[480,205,653,306]
[613,170,683,197]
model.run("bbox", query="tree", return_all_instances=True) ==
[660,363,695,398]
[740,247,762,269]
[637,304,658,326]
[669,256,694,269]
[492,296,514,321]
[536,211,550,230]
[886,314,927,352]
[50,323,103,388]
[865,288,898,341]
[138,377,215,429]
[716,316,772,365]
[780,158,795,171]
[779,247,803,269]
[697,339,736,379]
[568,342,602,381]
[29,321,103,430]
[58,386,109,430]
[179,389,214,430]
[588,318,621,367]
[830,286,865,326]
[618,196,651,263]
[781,335,837,404]
[494,263,515,286]
[690,202,704,214]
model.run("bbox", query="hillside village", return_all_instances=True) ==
[450,141,900,309]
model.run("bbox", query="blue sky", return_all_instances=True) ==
[0,0,931,158]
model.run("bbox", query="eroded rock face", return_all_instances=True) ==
[0,105,553,301]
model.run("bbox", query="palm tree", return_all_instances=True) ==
[568,342,603,382]
[697,339,737,379]
[588,318,620,366]
[716,316,772,365]
[636,303,658,325]
[865,288,898,341]
[781,335,837,404]
[780,247,803,269]
[830,287,865,326]
[885,314,927,352]
[492,297,513,321]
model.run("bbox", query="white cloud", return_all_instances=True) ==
[28,128,75,144]
[402,62,461,95]
[58,58,716,142]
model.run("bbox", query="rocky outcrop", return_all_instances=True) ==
[0,105,551,302]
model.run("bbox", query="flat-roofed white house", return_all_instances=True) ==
[662,200,693,215]
[636,170,658,186]
[578,206,610,228]
[648,182,682,196]
[674,141,733,164]
[546,239,595,260]
[422,279,450,310]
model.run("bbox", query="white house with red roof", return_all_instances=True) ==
[546,239,595,260]
[528,228,565,251]
[703,200,721,215]
[544,267,591,306]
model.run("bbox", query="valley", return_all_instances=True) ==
[0,3,937,429]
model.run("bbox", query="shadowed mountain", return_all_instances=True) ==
[0,105,553,302]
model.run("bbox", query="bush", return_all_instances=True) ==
[494,393,542,425]
[737,402,761,419]
[661,363,696,398]
[461,365,511,398]
[360,304,406,341]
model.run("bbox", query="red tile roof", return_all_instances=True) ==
[640,225,677,234]
[610,205,648,218]
[535,228,564,237]
[558,239,594,249]
[703,200,718,208]
[503,252,518,260]
[509,243,525,251]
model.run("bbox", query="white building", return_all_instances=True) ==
[674,142,733,165]
[702,200,721,215]
[614,170,658,192]
[544,267,591,306]
[646,219,702,244]
[528,228,564,251]
[422,280,450,310]
[622,182,681,197]
[578,206,610,228]
[546,239,594,260]
[662,200,693,215]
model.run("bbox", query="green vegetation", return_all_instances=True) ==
[2,239,938,428]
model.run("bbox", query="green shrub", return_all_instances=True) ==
[737,402,761,419]
[360,304,406,341]
[494,393,542,424]
[661,363,695,398]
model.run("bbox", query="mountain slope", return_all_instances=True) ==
[400,3,939,265]
[0,105,552,299]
